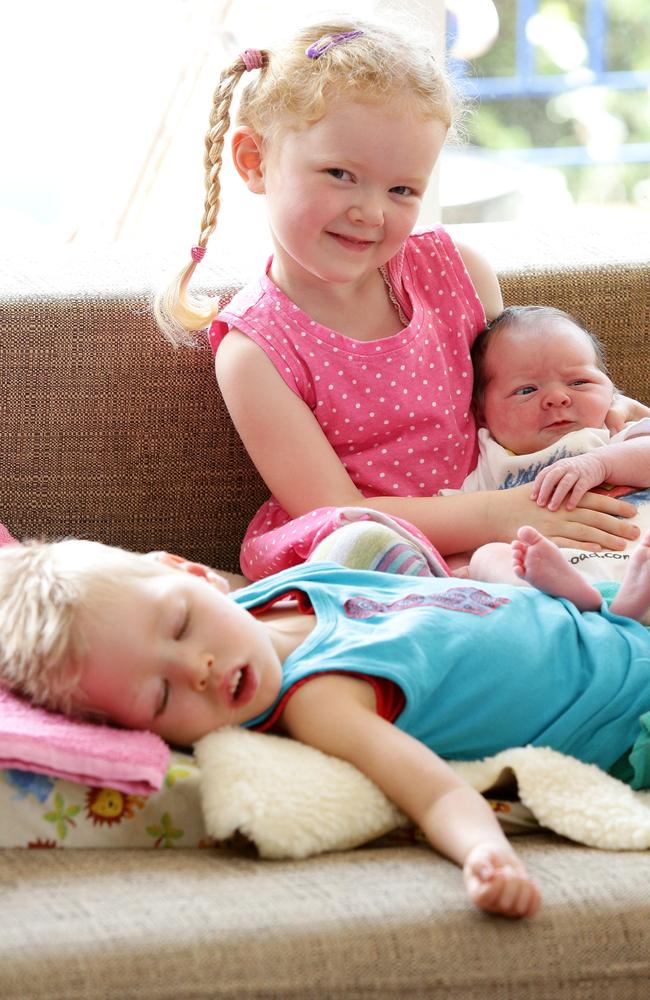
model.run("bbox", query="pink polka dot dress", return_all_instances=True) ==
[209,226,486,579]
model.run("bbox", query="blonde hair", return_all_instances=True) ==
[0,539,173,716]
[155,16,456,346]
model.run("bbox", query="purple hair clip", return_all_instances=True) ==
[306,30,364,60]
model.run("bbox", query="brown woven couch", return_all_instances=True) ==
[2,221,650,999]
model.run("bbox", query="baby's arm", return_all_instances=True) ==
[281,674,540,919]
[216,332,639,555]
[604,394,650,434]
[532,437,650,511]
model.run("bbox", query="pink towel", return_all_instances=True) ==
[0,523,17,546]
[0,686,170,795]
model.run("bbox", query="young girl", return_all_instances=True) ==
[6,533,650,917]
[155,16,640,579]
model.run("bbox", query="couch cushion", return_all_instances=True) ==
[2,837,650,999]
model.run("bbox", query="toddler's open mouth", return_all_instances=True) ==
[223,664,257,707]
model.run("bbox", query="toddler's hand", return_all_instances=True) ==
[463,842,540,919]
[531,453,608,511]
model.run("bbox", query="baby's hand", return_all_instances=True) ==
[606,393,650,433]
[531,453,608,511]
[463,842,540,919]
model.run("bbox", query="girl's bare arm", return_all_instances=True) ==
[454,240,504,321]
[216,331,639,554]
[281,674,540,918]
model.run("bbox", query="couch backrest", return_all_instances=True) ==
[1,225,648,572]
[460,220,650,408]
[0,254,267,571]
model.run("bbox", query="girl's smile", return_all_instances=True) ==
[244,98,446,304]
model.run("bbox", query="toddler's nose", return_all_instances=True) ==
[191,653,215,692]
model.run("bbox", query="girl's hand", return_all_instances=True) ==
[606,393,650,434]
[499,482,638,551]
[531,453,608,511]
[463,842,541,919]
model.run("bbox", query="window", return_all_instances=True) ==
[442,0,650,223]
[3,0,646,254]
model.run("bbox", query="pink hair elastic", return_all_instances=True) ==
[306,30,364,59]
[240,48,265,72]
[191,245,206,264]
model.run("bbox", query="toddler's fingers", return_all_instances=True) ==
[473,871,540,919]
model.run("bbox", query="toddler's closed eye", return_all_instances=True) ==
[154,679,170,718]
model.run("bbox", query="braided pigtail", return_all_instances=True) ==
[155,49,267,347]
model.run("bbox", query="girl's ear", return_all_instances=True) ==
[232,128,265,193]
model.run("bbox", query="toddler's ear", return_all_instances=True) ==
[232,128,265,193]
[146,552,230,592]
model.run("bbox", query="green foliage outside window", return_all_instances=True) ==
[462,0,650,205]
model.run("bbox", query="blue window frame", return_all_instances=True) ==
[448,0,650,167]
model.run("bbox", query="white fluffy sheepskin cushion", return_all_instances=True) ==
[196,728,650,859]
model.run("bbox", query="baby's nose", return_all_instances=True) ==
[543,387,571,407]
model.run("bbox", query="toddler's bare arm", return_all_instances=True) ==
[281,673,540,919]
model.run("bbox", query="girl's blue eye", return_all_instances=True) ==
[327,168,352,181]
[514,386,536,396]
[390,186,414,197]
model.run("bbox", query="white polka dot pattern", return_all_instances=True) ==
[211,227,486,578]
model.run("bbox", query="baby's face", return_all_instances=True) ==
[480,318,613,454]
[76,568,282,746]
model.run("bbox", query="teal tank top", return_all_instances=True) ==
[233,563,650,779]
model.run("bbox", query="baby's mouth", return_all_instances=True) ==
[545,419,574,430]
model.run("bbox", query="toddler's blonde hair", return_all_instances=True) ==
[155,16,456,346]
[0,539,173,716]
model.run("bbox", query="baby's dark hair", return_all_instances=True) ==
[471,305,609,417]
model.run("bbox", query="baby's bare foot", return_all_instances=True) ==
[610,531,650,622]
[512,526,602,611]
